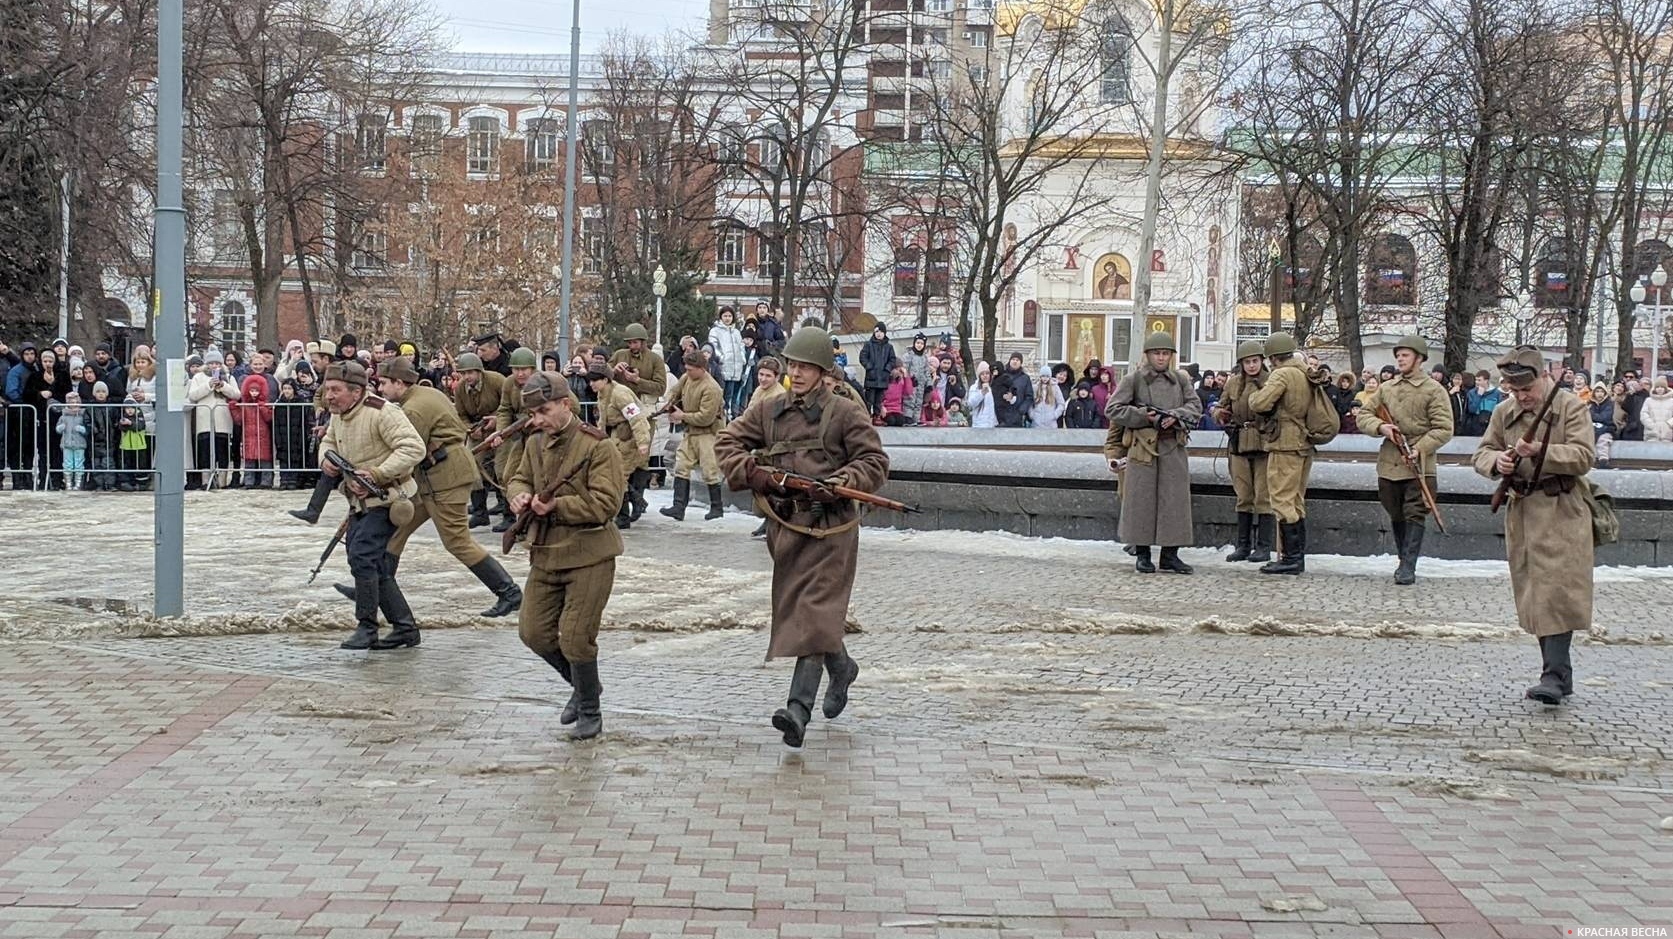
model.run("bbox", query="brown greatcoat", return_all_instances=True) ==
[1472,387,1594,638]
[1356,371,1454,479]
[597,379,652,473]
[716,385,889,659]
[507,418,625,572]
[1106,362,1201,547]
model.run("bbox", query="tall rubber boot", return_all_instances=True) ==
[538,651,579,725]
[570,660,603,740]
[371,577,420,649]
[289,474,334,525]
[704,483,725,520]
[336,553,399,602]
[1390,519,1408,583]
[660,477,690,521]
[1394,521,1425,586]
[1248,515,1275,563]
[341,572,382,649]
[1260,520,1306,575]
[1224,512,1253,562]
[772,656,825,748]
[615,493,633,530]
[1133,545,1156,573]
[822,649,860,719]
[628,469,650,521]
[1526,632,1573,704]
[1158,546,1194,575]
[468,488,490,529]
[468,557,523,618]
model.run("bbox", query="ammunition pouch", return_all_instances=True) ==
[1510,474,1575,498]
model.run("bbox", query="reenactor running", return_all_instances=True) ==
[1106,332,1201,574]
[586,363,652,529]
[1247,332,1314,575]
[490,347,539,533]
[659,349,728,522]
[1356,334,1454,585]
[1472,346,1595,706]
[1214,340,1274,563]
[609,324,668,522]
[452,352,507,528]
[508,372,625,740]
[716,328,889,748]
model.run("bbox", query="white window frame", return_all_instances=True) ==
[355,113,387,172]
[466,115,502,178]
[716,228,746,278]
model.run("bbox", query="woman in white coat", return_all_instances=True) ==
[708,307,748,416]
[187,347,240,488]
[965,361,1000,428]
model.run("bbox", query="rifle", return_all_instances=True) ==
[500,458,595,554]
[308,516,350,585]
[1373,402,1448,534]
[470,417,528,455]
[322,450,388,500]
[468,415,495,439]
[1490,380,1562,514]
[762,467,920,514]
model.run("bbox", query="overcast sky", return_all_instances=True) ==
[431,0,709,54]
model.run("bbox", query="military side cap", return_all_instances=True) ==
[1264,332,1297,356]
[380,356,420,383]
[1143,331,1175,352]
[324,361,368,387]
[1394,333,1430,360]
[1496,345,1543,388]
[683,349,708,368]
[522,370,575,407]
[758,355,784,374]
[455,352,484,371]
[1235,339,1266,361]
[508,347,539,368]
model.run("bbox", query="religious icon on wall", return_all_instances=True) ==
[1092,253,1132,300]
[1070,315,1106,369]
[1205,225,1222,342]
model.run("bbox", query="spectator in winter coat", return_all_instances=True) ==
[1642,376,1673,442]
[945,397,969,427]
[274,379,317,489]
[91,342,126,399]
[831,336,849,370]
[56,392,88,490]
[931,354,965,413]
[1063,382,1102,429]
[993,354,1034,427]
[920,388,948,426]
[28,349,72,488]
[880,364,912,426]
[117,395,147,489]
[1051,363,1074,407]
[4,342,39,489]
[1196,373,1221,431]
[1590,383,1624,467]
[1618,379,1648,440]
[1464,370,1504,436]
[86,381,119,490]
[233,373,274,487]
[753,304,787,356]
[901,332,934,424]
[1090,366,1117,426]
[187,347,240,489]
[859,323,899,418]
[965,361,1000,428]
[125,350,158,490]
[1030,366,1065,430]
[708,308,748,416]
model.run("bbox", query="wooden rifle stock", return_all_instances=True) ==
[1373,403,1447,533]
[1489,381,1562,514]
[500,458,594,554]
[767,469,920,514]
[471,417,528,456]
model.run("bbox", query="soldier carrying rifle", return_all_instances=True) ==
[1357,334,1453,586]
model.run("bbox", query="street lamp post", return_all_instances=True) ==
[1651,268,1668,378]
[1511,294,1535,347]
[652,264,667,357]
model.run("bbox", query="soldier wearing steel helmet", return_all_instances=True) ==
[1357,334,1454,585]
[715,327,889,749]
[490,347,540,533]
[609,323,668,521]
[1247,331,1315,574]
[1106,332,1202,574]
[1213,339,1275,563]
[452,351,507,528]
[507,371,624,740]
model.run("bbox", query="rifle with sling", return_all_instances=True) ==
[471,416,528,455]
[1373,402,1448,533]
[307,516,350,584]
[500,458,595,554]
[1489,381,1562,514]
[761,467,920,514]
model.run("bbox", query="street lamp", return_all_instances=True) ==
[1511,294,1535,347]
[652,264,668,357]
[1652,268,1668,377]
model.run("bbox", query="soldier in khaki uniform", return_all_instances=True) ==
[744,358,788,538]
[490,347,539,533]
[1247,332,1315,575]
[586,364,652,529]
[316,361,426,650]
[659,349,728,521]
[325,357,523,622]
[716,329,890,748]
[1472,346,1594,705]
[507,372,625,740]
[452,352,507,528]
[1356,334,1454,585]
[609,324,668,521]
[1213,340,1274,562]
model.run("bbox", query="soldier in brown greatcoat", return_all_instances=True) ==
[451,352,507,528]
[1472,346,1595,705]
[716,328,890,748]
[586,364,651,529]
[1105,332,1201,574]
[489,347,539,533]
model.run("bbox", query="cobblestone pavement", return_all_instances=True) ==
[3,491,1672,938]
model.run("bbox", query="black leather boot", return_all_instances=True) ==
[341,572,382,649]
[468,488,490,529]
[629,470,649,521]
[336,554,399,602]
[1394,521,1425,586]
[289,474,334,525]
[467,557,523,618]
[491,509,516,533]
[1225,512,1253,562]
[1248,515,1274,563]
[772,656,825,748]
[371,577,420,649]
[1526,632,1573,704]
[822,650,860,719]
[660,477,690,521]
[1260,520,1306,575]
[751,520,767,539]
[570,660,603,740]
[1158,546,1194,575]
[538,651,578,725]
[615,494,633,530]
[704,483,725,520]
[1133,545,1156,574]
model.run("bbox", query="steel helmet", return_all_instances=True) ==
[782,327,836,371]
[454,352,484,371]
[508,347,538,369]
[1236,340,1266,362]
[622,323,650,342]
[1264,332,1297,357]
[1393,333,1430,360]
[1143,331,1176,352]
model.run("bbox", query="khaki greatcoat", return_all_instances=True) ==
[388,384,485,565]
[596,379,652,474]
[1106,363,1201,547]
[716,386,889,659]
[1356,372,1454,479]
[1471,388,1594,638]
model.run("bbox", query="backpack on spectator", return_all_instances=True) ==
[1302,369,1340,446]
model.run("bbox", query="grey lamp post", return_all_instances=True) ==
[652,264,667,357]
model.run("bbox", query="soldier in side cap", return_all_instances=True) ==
[507,371,624,740]
[1357,334,1454,585]
[608,324,668,520]
[490,347,540,532]
[1107,332,1201,574]
[586,363,651,529]
[1472,345,1595,706]
[658,348,728,521]
[452,351,508,527]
